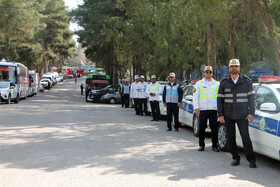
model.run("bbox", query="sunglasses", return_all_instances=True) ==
[205,71,212,74]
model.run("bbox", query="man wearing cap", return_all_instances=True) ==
[137,75,148,116]
[119,79,125,107]
[217,58,256,168]
[131,75,139,114]
[163,72,183,131]
[193,66,220,152]
[122,79,130,108]
[146,75,162,121]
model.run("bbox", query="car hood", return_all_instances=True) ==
[0,88,9,92]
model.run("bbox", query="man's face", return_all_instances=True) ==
[135,79,138,83]
[151,78,156,83]
[169,76,175,82]
[140,78,144,82]
[204,70,213,79]
[229,65,240,75]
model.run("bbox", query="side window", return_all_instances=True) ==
[187,86,194,96]
[183,87,190,97]
[255,86,278,110]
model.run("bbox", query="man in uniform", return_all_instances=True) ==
[217,59,256,168]
[163,72,182,131]
[122,79,130,108]
[131,75,139,115]
[193,66,220,152]
[146,75,162,121]
[119,79,125,107]
[137,75,148,116]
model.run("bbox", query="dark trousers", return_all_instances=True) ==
[121,95,125,107]
[199,110,218,147]
[124,94,130,108]
[134,98,139,114]
[167,103,179,130]
[138,98,147,115]
[81,89,83,95]
[150,100,160,120]
[85,90,90,102]
[226,119,255,162]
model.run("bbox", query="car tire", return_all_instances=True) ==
[5,95,11,104]
[192,114,200,137]
[109,98,116,104]
[14,94,19,104]
[218,123,230,152]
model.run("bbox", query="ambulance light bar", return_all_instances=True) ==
[258,76,280,83]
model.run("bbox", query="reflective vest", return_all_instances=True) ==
[123,85,130,94]
[198,80,219,99]
[148,83,159,93]
[166,84,179,103]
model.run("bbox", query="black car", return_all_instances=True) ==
[89,85,120,103]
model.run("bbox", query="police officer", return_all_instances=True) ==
[85,83,91,102]
[217,59,256,168]
[163,72,183,131]
[123,79,130,108]
[131,75,139,115]
[137,75,148,116]
[120,79,125,107]
[193,66,220,152]
[146,75,162,121]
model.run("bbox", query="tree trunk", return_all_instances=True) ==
[207,21,216,74]
[256,0,280,71]
[228,17,235,60]
[4,37,10,60]
[112,39,118,84]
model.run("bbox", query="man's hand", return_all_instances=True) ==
[246,114,254,123]
[219,116,225,123]
[164,103,166,107]
[177,102,181,107]
[146,97,149,100]
[195,109,200,115]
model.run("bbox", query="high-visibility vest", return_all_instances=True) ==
[198,80,219,99]
[148,83,159,93]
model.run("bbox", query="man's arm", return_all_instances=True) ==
[162,85,166,103]
[217,82,225,117]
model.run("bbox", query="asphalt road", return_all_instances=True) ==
[0,77,280,187]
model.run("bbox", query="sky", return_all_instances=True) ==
[63,0,83,45]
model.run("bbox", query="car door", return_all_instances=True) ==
[179,86,190,124]
[179,86,194,127]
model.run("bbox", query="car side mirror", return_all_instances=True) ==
[185,95,193,101]
[10,82,15,87]
[10,86,15,89]
[260,103,277,112]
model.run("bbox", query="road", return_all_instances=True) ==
[0,77,279,187]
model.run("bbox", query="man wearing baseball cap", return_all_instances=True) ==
[163,72,183,131]
[193,66,220,152]
[217,59,256,168]
[146,75,162,121]
[131,75,139,115]
[137,75,148,116]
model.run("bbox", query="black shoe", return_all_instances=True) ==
[198,146,205,151]
[151,119,156,121]
[212,147,220,152]
[249,161,257,168]
[140,114,143,116]
[175,129,179,132]
[155,119,159,121]
[231,160,240,166]
[145,113,149,116]
[167,128,172,131]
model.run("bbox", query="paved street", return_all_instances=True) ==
[0,77,280,187]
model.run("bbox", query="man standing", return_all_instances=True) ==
[119,79,125,107]
[193,66,220,152]
[85,83,91,102]
[146,75,162,121]
[218,59,256,168]
[130,75,139,115]
[137,75,148,116]
[80,83,84,95]
[163,72,182,131]
[123,80,130,108]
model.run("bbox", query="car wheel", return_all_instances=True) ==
[109,98,116,104]
[218,123,230,152]
[5,95,11,104]
[14,94,19,104]
[192,114,200,137]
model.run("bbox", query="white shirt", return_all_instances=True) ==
[130,82,138,98]
[136,81,148,99]
[231,75,239,84]
[146,82,162,101]
[193,78,219,111]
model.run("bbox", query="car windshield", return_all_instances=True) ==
[0,82,10,88]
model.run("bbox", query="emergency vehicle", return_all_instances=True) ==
[218,76,280,161]
[0,59,29,101]
[28,70,39,96]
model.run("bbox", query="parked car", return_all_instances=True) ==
[40,79,52,90]
[0,82,19,104]
[101,86,121,104]
[89,85,120,103]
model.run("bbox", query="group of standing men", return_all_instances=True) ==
[193,59,256,168]
[120,58,256,168]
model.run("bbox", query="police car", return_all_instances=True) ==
[218,76,280,161]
